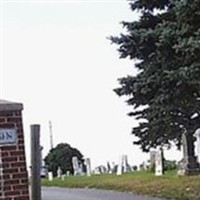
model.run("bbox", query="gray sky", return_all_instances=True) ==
[1,0,182,169]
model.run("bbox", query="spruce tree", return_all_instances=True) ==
[111,0,200,173]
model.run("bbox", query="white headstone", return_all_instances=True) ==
[194,128,200,164]
[57,166,62,178]
[155,149,163,176]
[48,172,53,181]
[66,171,70,176]
[143,161,148,171]
[72,156,80,175]
[61,174,66,181]
[116,155,123,176]
[85,158,91,176]
[122,155,132,172]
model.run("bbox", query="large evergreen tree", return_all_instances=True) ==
[111,0,200,173]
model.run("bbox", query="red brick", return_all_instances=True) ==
[21,190,29,195]
[18,146,25,151]
[3,174,11,179]
[5,190,20,196]
[15,123,23,129]
[18,139,24,145]
[4,168,19,174]
[2,163,10,168]
[12,173,27,179]
[3,185,11,191]
[17,128,23,132]
[7,117,21,123]
[13,184,28,190]
[0,111,14,117]
[17,134,24,139]
[13,111,21,117]
[2,157,18,162]
[4,198,12,200]
[10,151,24,156]
[0,118,6,123]
[20,179,28,184]
[4,179,19,185]
[11,162,25,168]
[18,156,25,161]
[19,167,27,173]
[14,196,29,200]
[1,146,16,151]
[0,123,14,128]
[1,152,9,157]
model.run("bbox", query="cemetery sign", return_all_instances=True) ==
[0,128,17,146]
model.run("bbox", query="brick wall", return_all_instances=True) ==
[0,101,30,200]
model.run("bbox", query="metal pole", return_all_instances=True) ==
[49,121,53,150]
[30,124,41,200]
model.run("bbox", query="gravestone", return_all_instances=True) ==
[177,133,189,175]
[61,174,66,181]
[116,155,123,175]
[57,166,62,178]
[107,161,112,174]
[48,172,53,181]
[79,163,84,175]
[155,148,164,176]
[180,132,189,175]
[181,133,199,175]
[194,129,200,164]
[72,156,80,175]
[66,171,70,176]
[0,100,30,199]
[111,162,116,173]
[150,151,156,169]
[85,158,91,176]
[122,155,130,173]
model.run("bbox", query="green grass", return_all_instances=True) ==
[42,170,200,200]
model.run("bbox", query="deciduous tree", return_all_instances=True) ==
[44,143,85,176]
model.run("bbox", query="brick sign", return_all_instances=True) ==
[0,128,17,146]
[0,100,30,200]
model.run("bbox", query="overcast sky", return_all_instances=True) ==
[1,0,182,169]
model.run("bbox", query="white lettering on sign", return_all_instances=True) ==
[0,129,17,146]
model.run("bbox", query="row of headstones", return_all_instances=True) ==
[72,156,92,176]
[116,155,133,175]
[47,130,200,180]
[72,155,133,176]
[47,157,92,181]
[93,155,134,175]
[47,154,134,181]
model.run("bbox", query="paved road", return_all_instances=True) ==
[42,187,164,200]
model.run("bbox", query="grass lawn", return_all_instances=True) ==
[42,170,200,200]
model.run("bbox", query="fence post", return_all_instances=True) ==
[31,124,41,200]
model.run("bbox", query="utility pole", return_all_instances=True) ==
[30,124,41,200]
[49,121,53,149]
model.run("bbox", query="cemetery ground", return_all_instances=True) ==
[42,170,200,200]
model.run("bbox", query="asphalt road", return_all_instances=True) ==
[42,187,164,200]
